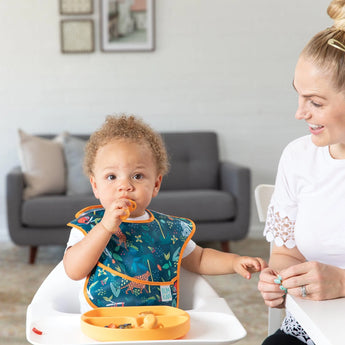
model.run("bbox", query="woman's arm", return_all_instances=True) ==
[269,243,306,271]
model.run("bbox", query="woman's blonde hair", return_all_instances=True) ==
[84,114,169,177]
[301,0,345,91]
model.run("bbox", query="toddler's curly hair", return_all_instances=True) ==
[84,114,170,177]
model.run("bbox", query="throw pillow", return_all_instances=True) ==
[18,129,66,200]
[61,133,92,195]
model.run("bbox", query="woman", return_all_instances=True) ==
[258,1,345,344]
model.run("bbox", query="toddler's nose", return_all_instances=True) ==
[117,179,134,191]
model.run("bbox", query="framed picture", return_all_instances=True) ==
[100,0,155,52]
[60,20,95,53]
[60,0,93,15]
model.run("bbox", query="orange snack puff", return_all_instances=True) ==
[120,200,137,220]
[141,314,160,329]
[106,323,117,329]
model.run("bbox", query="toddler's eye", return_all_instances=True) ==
[107,174,116,181]
[133,173,143,180]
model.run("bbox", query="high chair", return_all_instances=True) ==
[26,261,246,344]
[254,184,283,336]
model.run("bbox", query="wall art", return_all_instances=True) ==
[100,0,154,52]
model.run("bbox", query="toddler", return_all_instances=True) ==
[63,114,266,312]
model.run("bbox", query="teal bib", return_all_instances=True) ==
[68,206,195,309]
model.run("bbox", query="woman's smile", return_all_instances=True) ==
[308,123,324,135]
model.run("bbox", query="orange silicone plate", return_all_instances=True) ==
[81,306,190,341]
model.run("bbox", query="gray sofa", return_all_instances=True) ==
[6,132,251,264]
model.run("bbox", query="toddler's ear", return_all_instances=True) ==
[89,176,100,199]
[152,175,163,197]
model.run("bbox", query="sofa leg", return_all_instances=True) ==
[29,246,38,264]
[220,241,230,252]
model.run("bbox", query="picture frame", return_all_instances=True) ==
[60,20,95,53]
[100,0,155,52]
[59,0,93,15]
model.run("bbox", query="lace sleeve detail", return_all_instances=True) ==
[264,205,296,248]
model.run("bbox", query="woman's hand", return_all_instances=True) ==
[280,261,345,301]
[258,267,286,308]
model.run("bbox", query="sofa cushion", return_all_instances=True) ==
[61,133,92,196]
[17,130,66,200]
[161,132,219,191]
[149,190,235,222]
[22,195,99,227]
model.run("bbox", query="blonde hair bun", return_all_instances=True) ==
[328,0,345,30]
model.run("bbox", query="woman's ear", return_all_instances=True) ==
[152,175,163,198]
[89,175,99,199]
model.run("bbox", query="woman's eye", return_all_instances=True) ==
[107,175,116,181]
[310,100,321,108]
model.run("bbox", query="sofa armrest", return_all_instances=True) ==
[220,161,250,196]
[6,166,25,241]
[219,161,251,239]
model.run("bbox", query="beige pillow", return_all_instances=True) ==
[18,129,66,199]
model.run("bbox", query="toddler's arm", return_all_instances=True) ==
[63,199,132,280]
[181,245,267,279]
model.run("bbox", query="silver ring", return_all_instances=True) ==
[301,285,307,298]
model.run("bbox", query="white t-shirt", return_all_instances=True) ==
[66,211,196,313]
[264,135,345,344]
[264,135,345,269]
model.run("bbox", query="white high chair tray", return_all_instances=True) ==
[26,262,246,344]
[27,308,245,344]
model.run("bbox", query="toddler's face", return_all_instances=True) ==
[90,139,162,217]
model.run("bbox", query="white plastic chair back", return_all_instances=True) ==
[254,184,283,335]
[254,184,274,223]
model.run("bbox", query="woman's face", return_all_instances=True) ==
[294,56,345,158]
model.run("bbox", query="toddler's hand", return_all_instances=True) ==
[101,199,136,233]
[120,200,137,220]
[234,256,267,280]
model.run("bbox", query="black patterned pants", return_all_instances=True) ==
[261,329,307,345]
